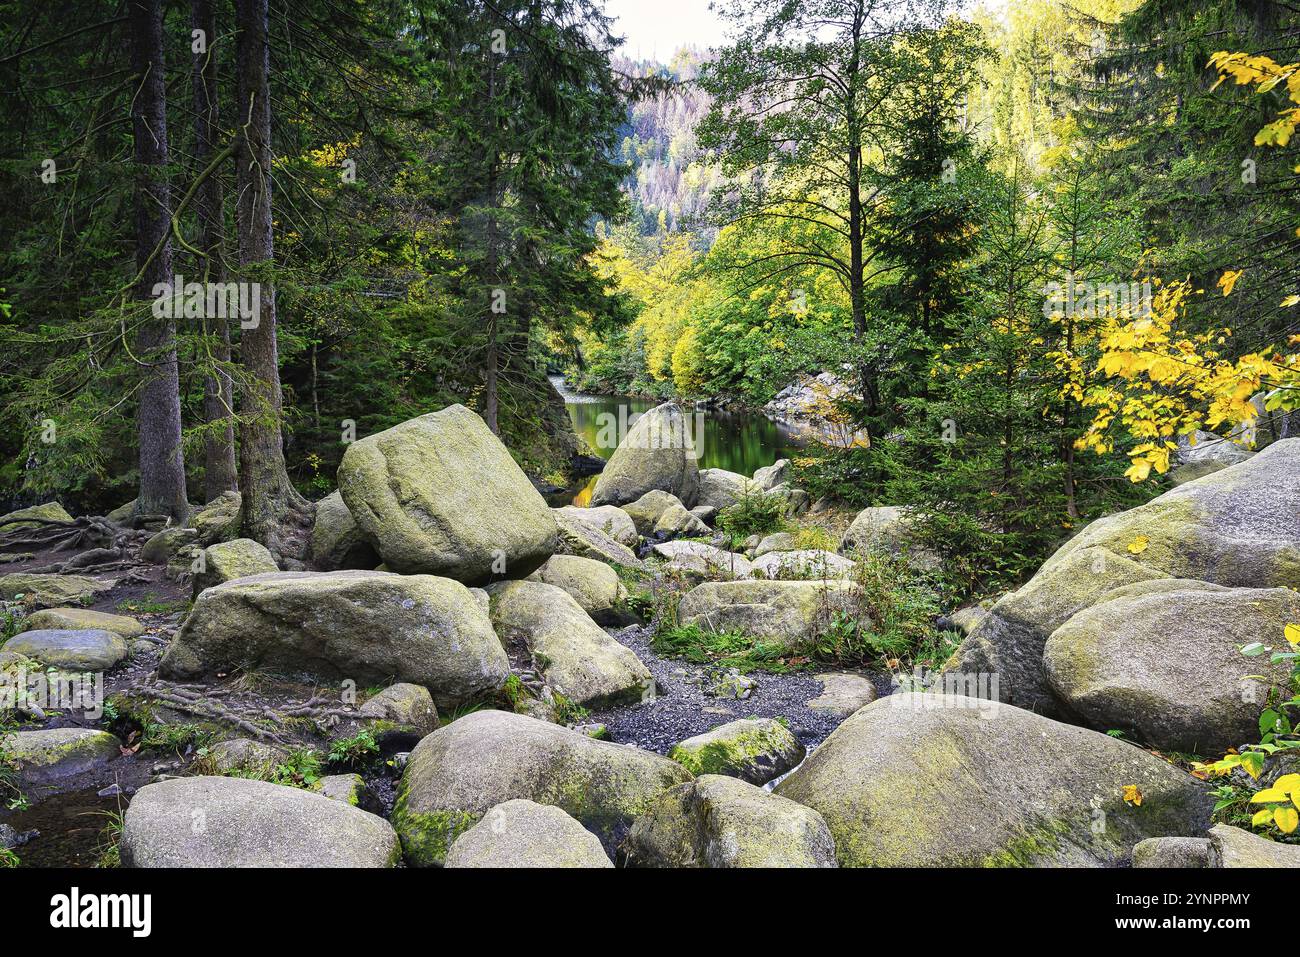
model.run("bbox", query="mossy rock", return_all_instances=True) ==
[774,694,1213,867]
[444,799,613,868]
[0,501,72,531]
[624,775,836,868]
[392,709,691,866]
[668,718,804,785]
[21,607,143,640]
[0,573,116,609]
[590,402,700,508]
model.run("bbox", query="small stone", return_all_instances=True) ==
[1132,836,1213,868]
[21,607,143,640]
[314,773,366,806]
[444,799,614,868]
[806,672,877,718]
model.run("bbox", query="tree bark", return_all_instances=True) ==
[234,0,311,561]
[130,0,189,522]
[193,0,238,502]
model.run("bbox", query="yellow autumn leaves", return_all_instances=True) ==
[1250,774,1300,834]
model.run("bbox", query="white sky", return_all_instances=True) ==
[602,0,732,60]
[602,0,1012,61]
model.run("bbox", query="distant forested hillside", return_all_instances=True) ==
[614,49,721,240]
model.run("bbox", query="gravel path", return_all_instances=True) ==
[589,624,889,754]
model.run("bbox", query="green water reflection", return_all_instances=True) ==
[560,388,803,506]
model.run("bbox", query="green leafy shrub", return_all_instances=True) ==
[716,489,786,542]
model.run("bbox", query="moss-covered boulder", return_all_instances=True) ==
[624,775,837,868]
[944,545,1169,715]
[590,402,700,508]
[337,404,557,584]
[526,554,630,625]
[774,694,1212,867]
[0,501,72,531]
[553,509,642,567]
[653,500,711,538]
[754,532,797,557]
[753,459,791,491]
[553,505,638,547]
[444,799,614,868]
[191,490,242,544]
[121,777,399,867]
[947,438,1300,715]
[1209,823,1300,867]
[1132,836,1213,868]
[3,728,121,797]
[314,773,366,807]
[20,607,143,640]
[4,628,128,671]
[160,570,509,711]
[839,506,939,569]
[620,489,688,536]
[204,738,290,774]
[1042,440,1300,587]
[696,468,760,512]
[652,541,753,579]
[191,538,278,597]
[677,579,863,648]
[0,573,115,608]
[669,718,804,785]
[487,580,652,707]
[1170,430,1254,485]
[750,549,856,580]
[140,526,200,566]
[309,490,380,571]
[356,682,439,745]
[805,672,878,718]
[1044,582,1300,753]
[392,709,692,866]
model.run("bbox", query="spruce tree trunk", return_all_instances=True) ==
[130,0,189,523]
[193,0,238,502]
[234,0,311,562]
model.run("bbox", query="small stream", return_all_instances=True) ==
[550,376,804,505]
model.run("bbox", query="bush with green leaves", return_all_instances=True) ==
[716,489,787,542]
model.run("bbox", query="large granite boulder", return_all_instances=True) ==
[553,505,639,547]
[525,554,630,625]
[752,459,792,492]
[19,607,142,640]
[337,405,557,584]
[121,777,400,867]
[750,549,856,580]
[553,509,642,567]
[620,490,688,536]
[392,710,692,866]
[946,439,1300,715]
[624,775,837,868]
[487,580,651,707]
[0,573,115,608]
[310,490,380,571]
[678,579,863,647]
[775,695,1213,867]
[191,538,278,597]
[3,728,122,798]
[696,469,759,512]
[4,628,128,671]
[839,505,939,569]
[1170,430,1255,485]
[651,541,754,579]
[444,800,614,868]
[590,402,700,508]
[0,501,72,530]
[160,570,509,710]
[1044,582,1300,753]
[190,490,243,544]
